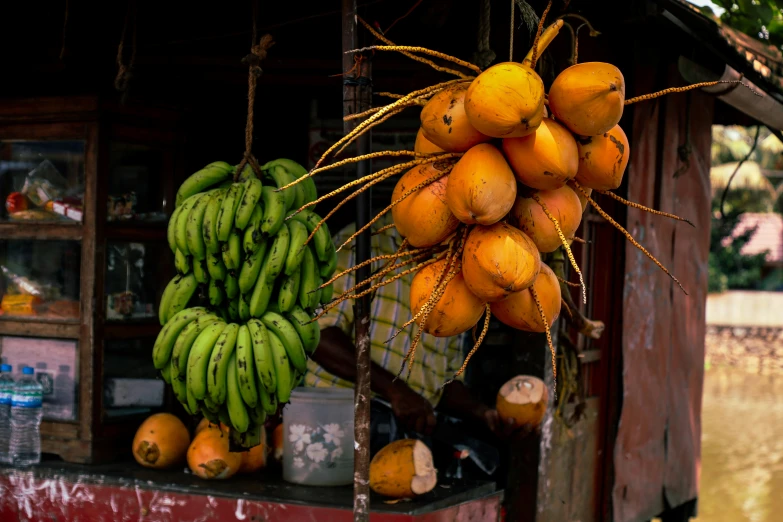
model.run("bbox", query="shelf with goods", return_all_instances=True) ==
[0,95,183,463]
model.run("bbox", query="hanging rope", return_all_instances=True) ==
[235,2,275,180]
[115,0,138,98]
[472,0,495,69]
[509,0,515,61]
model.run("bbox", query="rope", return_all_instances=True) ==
[509,0,515,61]
[472,0,495,69]
[115,0,137,96]
[60,0,69,61]
[235,1,275,180]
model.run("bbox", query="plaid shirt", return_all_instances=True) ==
[304,213,466,406]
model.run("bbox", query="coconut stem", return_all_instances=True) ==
[319,246,426,290]
[357,17,475,79]
[530,286,557,402]
[531,193,587,304]
[344,98,425,122]
[568,236,588,244]
[556,275,581,288]
[372,223,396,235]
[346,45,482,75]
[444,304,491,385]
[335,102,426,157]
[571,180,688,295]
[624,80,760,105]
[335,166,454,253]
[560,297,573,321]
[598,190,695,227]
[524,3,559,68]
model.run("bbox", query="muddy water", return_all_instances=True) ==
[696,367,783,522]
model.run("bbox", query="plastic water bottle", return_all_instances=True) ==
[0,364,14,464]
[10,367,43,466]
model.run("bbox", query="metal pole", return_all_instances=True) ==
[342,0,373,520]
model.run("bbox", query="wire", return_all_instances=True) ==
[720,125,761,220]
[383,0,424,35]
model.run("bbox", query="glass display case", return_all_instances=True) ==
[0,95,182,463]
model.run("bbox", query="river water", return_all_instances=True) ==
[695,366,783,522]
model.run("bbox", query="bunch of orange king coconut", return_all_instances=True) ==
[276,5,753,393]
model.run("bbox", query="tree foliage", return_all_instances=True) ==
[698,0,783,49]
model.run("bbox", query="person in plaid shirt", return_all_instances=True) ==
[305,213,515,441]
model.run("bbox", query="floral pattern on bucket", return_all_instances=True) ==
[289,422,348,470]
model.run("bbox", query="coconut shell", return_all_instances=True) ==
[496,375,548,429]
[502,118,579,190]
[132,413,191,470]
[414,127,445,154]
[420,83,491,152]
[461,222,541,302]
[575,125,630,191]
[369,439,437,499]
[445,143,517,225]
[511,186,583,253]
[490,263,561,332]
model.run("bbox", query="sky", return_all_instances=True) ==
[686,0,727,16]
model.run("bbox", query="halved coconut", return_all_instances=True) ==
[369,439,438,498]
[496,375,548,429]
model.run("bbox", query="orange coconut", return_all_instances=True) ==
[511,186,583,253]
[132,413,191,470]
[575,124,630,190]
[464,62,546,138]
[414,127,445,154]
[502,118,579,190]
[576,186,592,213]
[445,143,517,225]
[548,62,625,137]
[369,439,437,499]
[410,258,486,337]
[237,427,268,474]
[420,83,491,152]
[391,161,460,248]
[462,222,541,302]
[187,427,243,480]
[496,375,548,429]
[490,262,560,332]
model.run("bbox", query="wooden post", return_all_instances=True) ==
[342,0,373,520]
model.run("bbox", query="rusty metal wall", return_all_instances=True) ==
[613,60,713,522]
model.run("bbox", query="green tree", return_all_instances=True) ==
[708,210,769,292]
[698,1,783,49]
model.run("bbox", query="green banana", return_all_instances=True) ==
[259,383,278,415]
[261,311,307,373]
[202,190,226,254]
[217,182,245,242]
[206,251,227,281]
[284,219,308,276]
[208,279,225,307]
[201,403,220,424]
[170,367,190,412]
[222,228,242,270]
[268,330,293,404]
[248,403,267,426]
[174,249,191,275]
[207,323,240,404]
[289,210,332,263]
[152,306,208,369]
[203,394,220,414]
[259,186,287,236]
[260,158,316,206]
[186,190,213,260]
[235,163,256,183]
[160,364,171,384]
[235,325,258,408]
[224,271,239,300]
[165,273,199,325]
[298,245,319,311]
[192,257,209,284]
[264,165,297,211]
[232,419,262,448]
[243,205,265,255]
[238,293,250,321]
[227,297,239,321]
[175,162,233,208]
[235,177,263,230]
[158,275,179,325]
[318,242,338,280]
[186,383,201,415]
[238,239,269,295]
[321,281,334,303]
[167,205,183,253]
[278,266,301,313]
[287,305,320,354]
[248,259,274,317]
[171,315,222,383]
[312,275,323,307]
[186,320,228,401]
[218,405,232,427]
[263,222,290,282]
[247,319,276,394]
[175,194,203,255]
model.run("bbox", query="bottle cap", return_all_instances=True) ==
[22,367,34,375]
[0,364,11,372]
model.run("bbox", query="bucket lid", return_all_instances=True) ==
[289,386,354,403]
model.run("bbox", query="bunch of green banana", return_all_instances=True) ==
[156,158,337,447]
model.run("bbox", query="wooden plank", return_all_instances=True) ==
[41,421,80,438]
[103,322,162,340]
[0,121,89,139]
[39,437,93,464]
[0,222,82,240]
[0,96,99,119]
[0,318,80,339]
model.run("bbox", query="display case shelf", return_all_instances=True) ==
[0,222,83,240]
